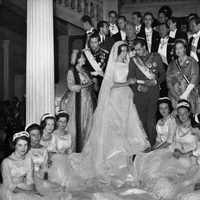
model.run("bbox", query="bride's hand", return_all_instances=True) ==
[128,78,136,85]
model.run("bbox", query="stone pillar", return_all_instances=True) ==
[3,40,10,100]
[26,0,55,124]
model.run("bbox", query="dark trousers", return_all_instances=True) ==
[135,102,157,147]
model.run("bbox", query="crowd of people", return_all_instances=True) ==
[1,4,200,200]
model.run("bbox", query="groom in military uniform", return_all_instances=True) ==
[83,33,109,99]
[128,38,166,146]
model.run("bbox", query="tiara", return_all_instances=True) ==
[25,123,38,132]
[158,97,170,101]
[56,110,68,116]
[13,131,29,142]
[177,102,190,109]
[41,113,55,122]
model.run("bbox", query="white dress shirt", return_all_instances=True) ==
[190,30,200,62]
[120,30,126,41]
[135,24,142,34]
[158,36,169,65]
[169,29,177,39]
[145,27,153,52]
[109,23,119,36]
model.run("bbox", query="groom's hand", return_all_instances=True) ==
[145,79,157,87]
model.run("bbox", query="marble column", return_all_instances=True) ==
[26,0,55,124]
[3,40,10,100]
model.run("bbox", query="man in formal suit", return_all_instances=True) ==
[158,23,174,97]
[128,38,165,146]
[137,12,160,53]
[112,16,127,42]
[131,12,143,35]
[167,17,188,43]
[108,10,119,36]
[97,20,115,52]
[81,15,98,48]
[187,16,200,66]
[83,33,109,98]
[125,22,137,51]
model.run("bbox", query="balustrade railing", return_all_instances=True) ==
[55,0,103,26]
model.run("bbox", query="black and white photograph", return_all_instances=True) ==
[0,0,200,199]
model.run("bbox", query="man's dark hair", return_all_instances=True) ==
[108,10,118,17]
[97,21,108,32]
[167,16,177,25]
[143,12,154,20]
[118,15,127,22]
[89,33,100,42]
[190,16,200,25]
[133,38,146,47]
[159,22,169,29]
[132,12,142,19]
[81,15,93,26]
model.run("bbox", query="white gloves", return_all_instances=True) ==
[180,84,195,100]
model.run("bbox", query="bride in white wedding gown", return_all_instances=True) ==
[68,41,150,185]
[83,40,150,181]
[53,41,152,199]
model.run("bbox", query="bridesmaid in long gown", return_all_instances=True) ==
[134,100,199,199]
[0,131,45,200]
[26,123,71,199]
[60,51,96,152]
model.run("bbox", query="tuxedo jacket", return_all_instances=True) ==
[127,53,166,105]
[112,31,124,42]
[168,29,188,45]
[100,36,115,52]
[187,36,200,65]
[137,27,160,53]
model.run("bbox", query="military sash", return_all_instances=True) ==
[132,56,156,80]
[84,49,104,77]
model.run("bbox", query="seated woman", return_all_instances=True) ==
[145,97,177,152]
[174,113,200,200]
[40,113,57,153]
[52,110,72,154]
[0,131,45,200]
[133,100,199,199]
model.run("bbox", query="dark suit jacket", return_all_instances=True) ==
[127,53,165,105]
[100,36,115,52]
[187,37,200,65]
[168,29,188,44]
[137,27,160,53]
[112,31,123,42]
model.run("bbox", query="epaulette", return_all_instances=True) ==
[100,48,109,54]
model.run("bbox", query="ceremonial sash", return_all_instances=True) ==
[132,56,156,80]
[84,49,104,77]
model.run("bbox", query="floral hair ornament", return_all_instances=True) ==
[40,113,55,123]
[13,131,29,142]
[177,101,190,109]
